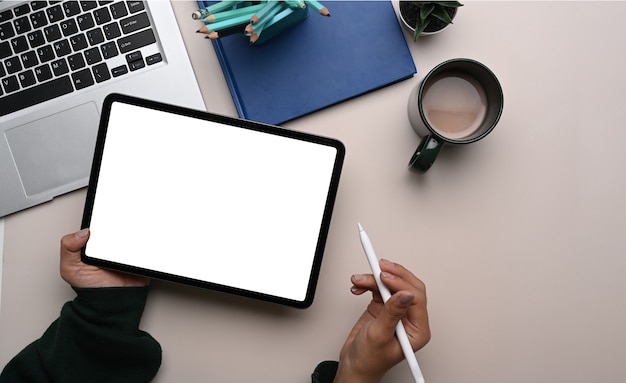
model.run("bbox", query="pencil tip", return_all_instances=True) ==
[357,222,363,231]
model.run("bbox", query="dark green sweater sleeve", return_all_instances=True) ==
[1,286,161,383]
[311,361,338,383]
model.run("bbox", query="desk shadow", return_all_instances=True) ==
[148,279,299,319]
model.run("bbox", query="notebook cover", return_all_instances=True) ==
[196,1,416,125]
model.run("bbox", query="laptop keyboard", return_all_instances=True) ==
[0,1,163,117]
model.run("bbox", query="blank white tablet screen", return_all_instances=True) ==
[85,101,339,302]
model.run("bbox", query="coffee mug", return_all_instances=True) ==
[407,58,503,172]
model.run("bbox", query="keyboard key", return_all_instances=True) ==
[31,2,49,11]
[71,68,94,89]
[111,64,127,77]
[0,41,11,59]
[80,2,99,12]
[0,61,5,77]
[92,62,110,83]
[93,7,111,25]
[44,24,62,42]
[103,22,121,39]
[67,52,85,70]
[125,51,141,62]
[84,46,102,64]
[13,4,31,17]
[0,75,73,117]
[18,69,36,88]
[13,16,32,34]
[2,75,20,93]
[70,33,88,51]
[47,5,65,23]
[110,2,129,19]
[77,13,96,31]
[20,51,38,69]
[60,19,79,37]
[100,41,117,58]
[0,21,16,40]
[51,58,69,75]
[37,45,56,62]
[120,12,150,34]
[0,10,13,24]
[34,64,54,82]
[27,30,46,48]
[10,35,29,53]
[63,1,82,17]
[128,59,144,71]
[127,1,145,14]
[117,28,155,53]
[5,56,22,74]
[30,11,48,29]
[53,39,72,56]
[146,53,162,65]
[87,28,105,45]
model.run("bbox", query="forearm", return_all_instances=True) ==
[1,287,161,383]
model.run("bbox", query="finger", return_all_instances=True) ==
[351,273,377,290]
[379,259,426,295]
[370,291,414,338]
[380,268,431,347]
[350,273,383,299]
[60,229,90,259]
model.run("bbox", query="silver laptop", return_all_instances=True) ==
[0,0,206,217]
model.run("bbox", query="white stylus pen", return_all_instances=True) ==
[357,223,425,383]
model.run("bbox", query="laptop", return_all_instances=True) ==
[0,0,206,217]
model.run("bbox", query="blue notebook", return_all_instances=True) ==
[197,1,416,125]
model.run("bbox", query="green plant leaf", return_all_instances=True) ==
[419,3,435,21]
[413,17,431,40]
[431,7,453,24]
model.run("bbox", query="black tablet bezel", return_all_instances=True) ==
[81,93,345,309]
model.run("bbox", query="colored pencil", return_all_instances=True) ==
[305,0,330,16]
[202,3,265,23]
[250,0,282,24]
[197,13,254,34]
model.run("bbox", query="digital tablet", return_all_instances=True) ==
[81,94,344,308]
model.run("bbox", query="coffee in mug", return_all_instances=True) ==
[407,58,503,172]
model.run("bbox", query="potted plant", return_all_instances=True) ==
[398,1,463,40]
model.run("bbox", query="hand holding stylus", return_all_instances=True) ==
[332,224,431,383]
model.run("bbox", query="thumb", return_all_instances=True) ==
[376,291,414,334]
[61,228,90,255]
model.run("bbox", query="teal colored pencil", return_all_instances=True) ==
[202,3,265,23]
[284,0,306,9]
[192,0,247,19]
[191,8,211,20]
[252,2,285,27]
[248,4,287,43]
[250,0,282,24]
[207,0,246,14]
[198,12,255,34]
[304,0,330,16]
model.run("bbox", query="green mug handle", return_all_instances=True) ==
[408,134,443,172]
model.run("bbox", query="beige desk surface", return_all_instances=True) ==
[2,2,626,382]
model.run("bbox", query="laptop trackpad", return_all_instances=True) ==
[5,102,99,196]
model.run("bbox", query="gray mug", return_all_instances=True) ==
[407,58,504,172]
